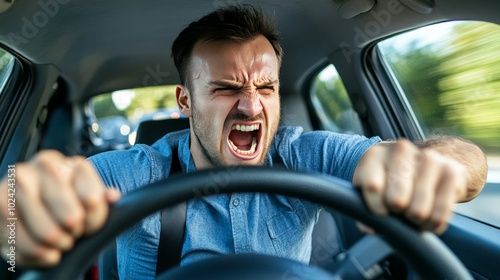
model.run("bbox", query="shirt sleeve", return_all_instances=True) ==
[88,144,173,195]
[274,127,381,182]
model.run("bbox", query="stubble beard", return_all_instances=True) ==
[190,103,279,168]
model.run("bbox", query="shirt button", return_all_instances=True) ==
[232,199,240,207]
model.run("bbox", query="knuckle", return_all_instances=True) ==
[70,156,90,172]
[363,181,384,194]
[15,163,32,182]
[74,163,106,194]
[15,164,38,196]
[36,227,73,252]
[37,226,63,246]
[84,214,107,235]
[422,147,439,158]
[61,207,85,231]
[35,157,64,179]
[406,207,429,223]
[427,208,451,230]
[34,150,65,162]
[386,195,408,211]
[17,244,51,263]
[35,152,79,184]
[30,248,62,267]
[418,150,433,166]
[28,246,46,259]
[44,253,62,266]
[82,191,104,210]
[394,138,415,154]
[442,165,467,199]
[70,156,87,170]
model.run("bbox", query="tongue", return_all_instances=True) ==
[229,130,253,149]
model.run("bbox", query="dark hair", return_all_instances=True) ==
[171,5,283,89]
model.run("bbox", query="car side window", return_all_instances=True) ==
[309,64,364,134]
[377,21,500,226]
[0,48,15,96]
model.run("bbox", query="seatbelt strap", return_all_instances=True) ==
[155,147,186,276]
[155,151,283,275]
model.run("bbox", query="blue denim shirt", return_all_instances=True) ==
[89,126,380,279]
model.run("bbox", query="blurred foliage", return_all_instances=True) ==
[378,21,500,154]
[126,85,178,116]
[313,74,351,114]
[311,68,357,132]
[91,85,178,123]
[0,48,14,75]
[92,94,124,118]
[0,49,5,72]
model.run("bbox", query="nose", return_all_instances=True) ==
[237,91,263,118]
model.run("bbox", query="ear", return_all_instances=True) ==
[176,85,192,117]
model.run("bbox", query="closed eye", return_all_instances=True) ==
[214,87,240,95]
[257,86,275,95]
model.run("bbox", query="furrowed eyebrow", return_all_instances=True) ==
[209,80,243,89]
[255,79,278,87]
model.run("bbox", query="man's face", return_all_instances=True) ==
[177,35,281,169]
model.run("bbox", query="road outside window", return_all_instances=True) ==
[377,21,500,227]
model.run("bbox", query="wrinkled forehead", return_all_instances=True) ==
[189,36,280,83]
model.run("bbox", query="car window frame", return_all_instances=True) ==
[0,53,15,94]
[0,47,32,173]
[363,41,426,141]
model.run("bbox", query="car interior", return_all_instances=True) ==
[0,0,499,279]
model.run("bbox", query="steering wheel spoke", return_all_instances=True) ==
[328,235,392,279]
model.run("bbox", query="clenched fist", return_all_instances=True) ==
[0,150,121,267]
[354,138,486,233]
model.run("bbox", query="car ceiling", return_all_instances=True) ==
[0,0,499,103]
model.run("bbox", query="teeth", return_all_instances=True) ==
[228,136,257,155]
[228,123,259,156]
[232,124,260,132]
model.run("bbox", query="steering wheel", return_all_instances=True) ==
[21,167,472,279]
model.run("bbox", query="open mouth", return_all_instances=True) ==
[227,123,261,157]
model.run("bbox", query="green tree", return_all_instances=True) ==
[437,22,500,152]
